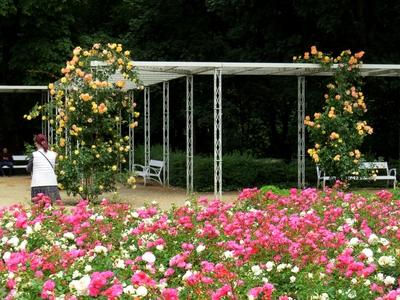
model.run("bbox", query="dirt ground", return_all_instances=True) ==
[0,175,239,209]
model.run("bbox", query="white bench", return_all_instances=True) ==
[317,162,397,189]
[1,155,29,173]
[134,159,164,186]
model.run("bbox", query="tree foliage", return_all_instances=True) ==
[1,0,399,161]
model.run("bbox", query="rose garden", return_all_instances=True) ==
[1,44,400,299]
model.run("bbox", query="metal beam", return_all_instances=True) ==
[186,76,194,194]
[128,91,135,173]
[214,69,223,197]
[163,82,170,186]
[144,87,151,167]
[297,76,306,189]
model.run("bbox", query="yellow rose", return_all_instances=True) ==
[27,115,32,120]
[333,155,341,161]
[78,186,83,192]
[112,165,117,171]
[59,138,65,147]
[96,154,100,158]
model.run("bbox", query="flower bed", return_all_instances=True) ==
[1,187,400,299]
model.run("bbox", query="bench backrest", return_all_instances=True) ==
[148,160,164,175]
[12,155,29,162]
[359,162,388,171]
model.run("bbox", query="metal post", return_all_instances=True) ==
[297,76,306,189]
[186,76,194,194]
[144,87,151,167]
[163,82,170,186]
[128,91,135,173]
[214,69,222,198]
[41,92,47,137]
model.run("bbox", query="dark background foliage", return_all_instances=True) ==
[1,0,399,175]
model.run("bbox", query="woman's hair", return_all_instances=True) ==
[34,134,49,152]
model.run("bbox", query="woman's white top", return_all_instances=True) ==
[31,149,58,187]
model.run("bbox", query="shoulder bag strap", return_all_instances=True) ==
[38,151,55,170]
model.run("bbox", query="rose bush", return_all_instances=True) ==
[26,43,141,200]
[294,46,373,180]
[1,187,400,299]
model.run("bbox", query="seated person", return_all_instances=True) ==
[0,147,14,176]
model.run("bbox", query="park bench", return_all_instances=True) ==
[134,159,165,186]
[1,155,30,173]
[317,162,397,189]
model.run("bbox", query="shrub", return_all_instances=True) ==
[296,46,373,180]
[26,43,140,200]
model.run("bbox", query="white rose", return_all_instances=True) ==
[94,245,108,254]
[84,265,92,273]
[368,234,379,245]
[123,285,135,295]
[142,252,156,264]
[223,251,234,259]
[196,244,206,253]
[290,276,296,283]
[156,244,164,251]
[384,276,395,286]
[182,270,193,280]
[114,259,125,269]
[136,286,148,297]
[348,237,359,246]
[265,261,275,272]
[251,265,262,276]
[26,226,33,235]
[63,232,75,240]
[361,248,373,258]
[33,222,42,231]
[8,236,19,247]
[291,266,299,273]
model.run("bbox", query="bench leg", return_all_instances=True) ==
[323,179,326,190]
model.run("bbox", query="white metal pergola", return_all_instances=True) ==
[127,62,400,197]
[2,62,400,196]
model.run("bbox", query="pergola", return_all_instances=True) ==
[2,62,400,196]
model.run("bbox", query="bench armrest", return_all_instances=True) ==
[147,166,162,175]
[389,168,397,177]
[133,164,149,172]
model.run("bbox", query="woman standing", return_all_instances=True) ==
[27,134,60,202]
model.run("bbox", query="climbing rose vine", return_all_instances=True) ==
[26,43,141,200]
[294,46,373,180]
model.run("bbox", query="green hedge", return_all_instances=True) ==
[130,145,317,191]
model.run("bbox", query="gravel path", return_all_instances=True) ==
[0,175,239,209]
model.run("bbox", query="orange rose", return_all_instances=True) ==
[311,46,317,55]
[354,51,365,59]
[98,103,107,114]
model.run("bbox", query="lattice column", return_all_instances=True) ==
[163,81,170,186]
[41,92,47,137]
[186,76,194,194]
[128,90,135,173]
[214,69,222,198]
[297,76,306,189]
[144,87,151,167]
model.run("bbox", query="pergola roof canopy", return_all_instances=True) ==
[0,85,47,93]
[132,62,400,86]
[2,62,400,91]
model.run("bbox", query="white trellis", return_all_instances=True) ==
[186,76,194,194]
[163,81,170,186]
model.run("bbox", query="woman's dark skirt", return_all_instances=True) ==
[31,186,61,202]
